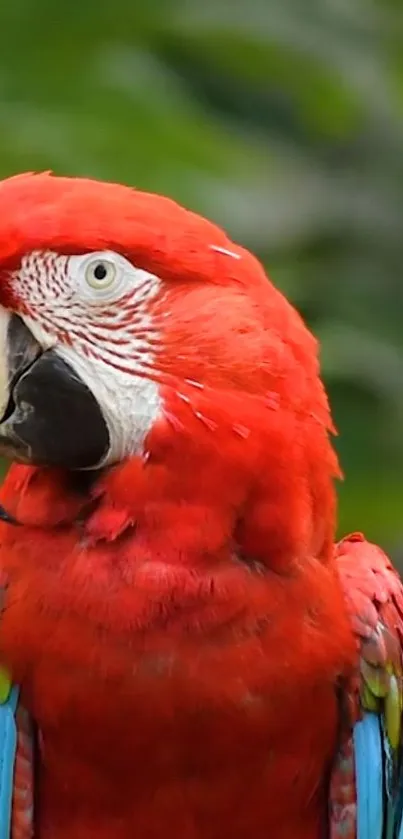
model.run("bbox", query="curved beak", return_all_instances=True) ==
[0,310,110,468]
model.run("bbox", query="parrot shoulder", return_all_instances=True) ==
[330,532,403,839]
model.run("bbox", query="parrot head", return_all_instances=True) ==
[0,172,339,563]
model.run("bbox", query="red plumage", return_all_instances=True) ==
[0,173,399,839]
[0,463,355,839]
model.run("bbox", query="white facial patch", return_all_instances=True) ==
[58,345,162,465]
[13,250,163,465]
[0,307,11,420]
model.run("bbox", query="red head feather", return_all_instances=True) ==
[0,171,339,568]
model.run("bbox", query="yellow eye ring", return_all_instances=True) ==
[85,259,116,290]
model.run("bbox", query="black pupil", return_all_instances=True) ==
[94,263,107,281]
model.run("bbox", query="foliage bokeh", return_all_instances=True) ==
[0,0,402,553]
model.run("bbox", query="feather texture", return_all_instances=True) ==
[0,674,33,839]
[0,462,355,839]
[0,683,19,839]
[0,174,400,839]
[353,714,383,839]
[11,705,34,839]
[331,534,403,839]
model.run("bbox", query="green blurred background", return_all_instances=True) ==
[0,0,402,555]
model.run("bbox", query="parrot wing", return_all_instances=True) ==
[330,532,403,839]
[0,576,34,839]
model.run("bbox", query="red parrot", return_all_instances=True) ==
[0,172,400,839]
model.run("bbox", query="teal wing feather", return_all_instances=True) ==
[330,533,403,839]
[0,569,34,839]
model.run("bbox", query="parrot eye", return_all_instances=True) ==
[69,250,152,304]
[85,259,116,290]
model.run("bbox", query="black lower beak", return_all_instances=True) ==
[0,314,110,469]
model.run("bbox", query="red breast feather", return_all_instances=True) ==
[0,172,356,839]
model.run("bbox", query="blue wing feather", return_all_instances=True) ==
[333,535,403,839]
[354,712,384,839]
[0,685,19,839]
